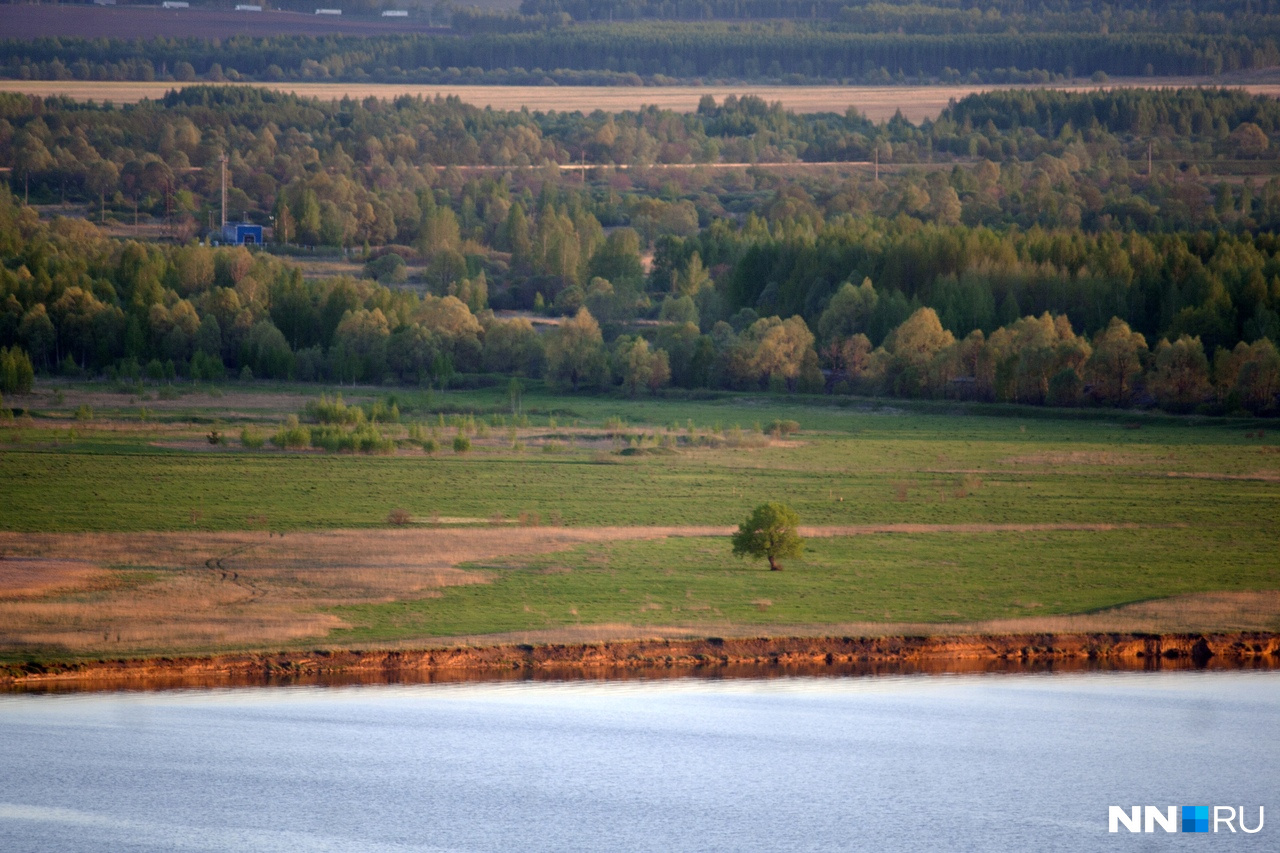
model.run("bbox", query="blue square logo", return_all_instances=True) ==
[1182,806,1209,833]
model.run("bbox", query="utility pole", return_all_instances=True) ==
[220,151,228,231]
[164,180,173,239]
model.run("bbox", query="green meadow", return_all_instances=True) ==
[2,387,1275,532]
[330,526,1280,643]
[1,383,1278,656]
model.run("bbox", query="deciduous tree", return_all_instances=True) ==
[546,307,608,391]
[732,502,804,571]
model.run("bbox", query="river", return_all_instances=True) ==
[1,670,1275,851]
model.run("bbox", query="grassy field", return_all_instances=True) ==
[331,527,1280,642]
[5,79,1279,122]
[1,381,1277,660]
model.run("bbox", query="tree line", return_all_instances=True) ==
[3,22,1277,84]
[7,86,1280,235]
[1,86,1278,413]
[0,184,1276,415]
[518,0,1280,33]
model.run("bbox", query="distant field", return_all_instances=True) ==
[0,383,1277,660]
[0,4,444,39]
[6,79,1280,121]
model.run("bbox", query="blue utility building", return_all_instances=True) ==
[221,223,263,245]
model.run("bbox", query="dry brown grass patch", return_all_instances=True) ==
[0,524,1221,656]
[944,590,1280,635]
[8,78,1280,122]
[0,527,719,655]
[0,558,106,597]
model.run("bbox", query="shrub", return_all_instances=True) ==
[351,424,395,454]
[387,508,412,526]
[271,415,310,449]
[74,404,93,421]
[453,435,472,453]
[240,426,265,449]
[305,393,365,425]
[422,437,439,455]
[308,423,394,454]
[768,419,800,438]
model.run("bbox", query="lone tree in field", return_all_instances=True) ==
[732,503,804,571]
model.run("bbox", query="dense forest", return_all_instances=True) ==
[517,0,1280,29]
[1,85,1278,414]
[6,0,1280,84]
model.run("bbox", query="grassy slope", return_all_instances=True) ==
[329,527,1280,643]
[1,384,1277,650]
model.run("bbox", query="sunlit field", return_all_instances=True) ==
[1,382,1276,661]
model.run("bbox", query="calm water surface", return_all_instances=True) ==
[1,671,1276,852]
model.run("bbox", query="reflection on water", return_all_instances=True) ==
[1,671,1276,852]
[8,652,1277,696]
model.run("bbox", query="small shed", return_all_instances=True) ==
[222,223,263,246]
